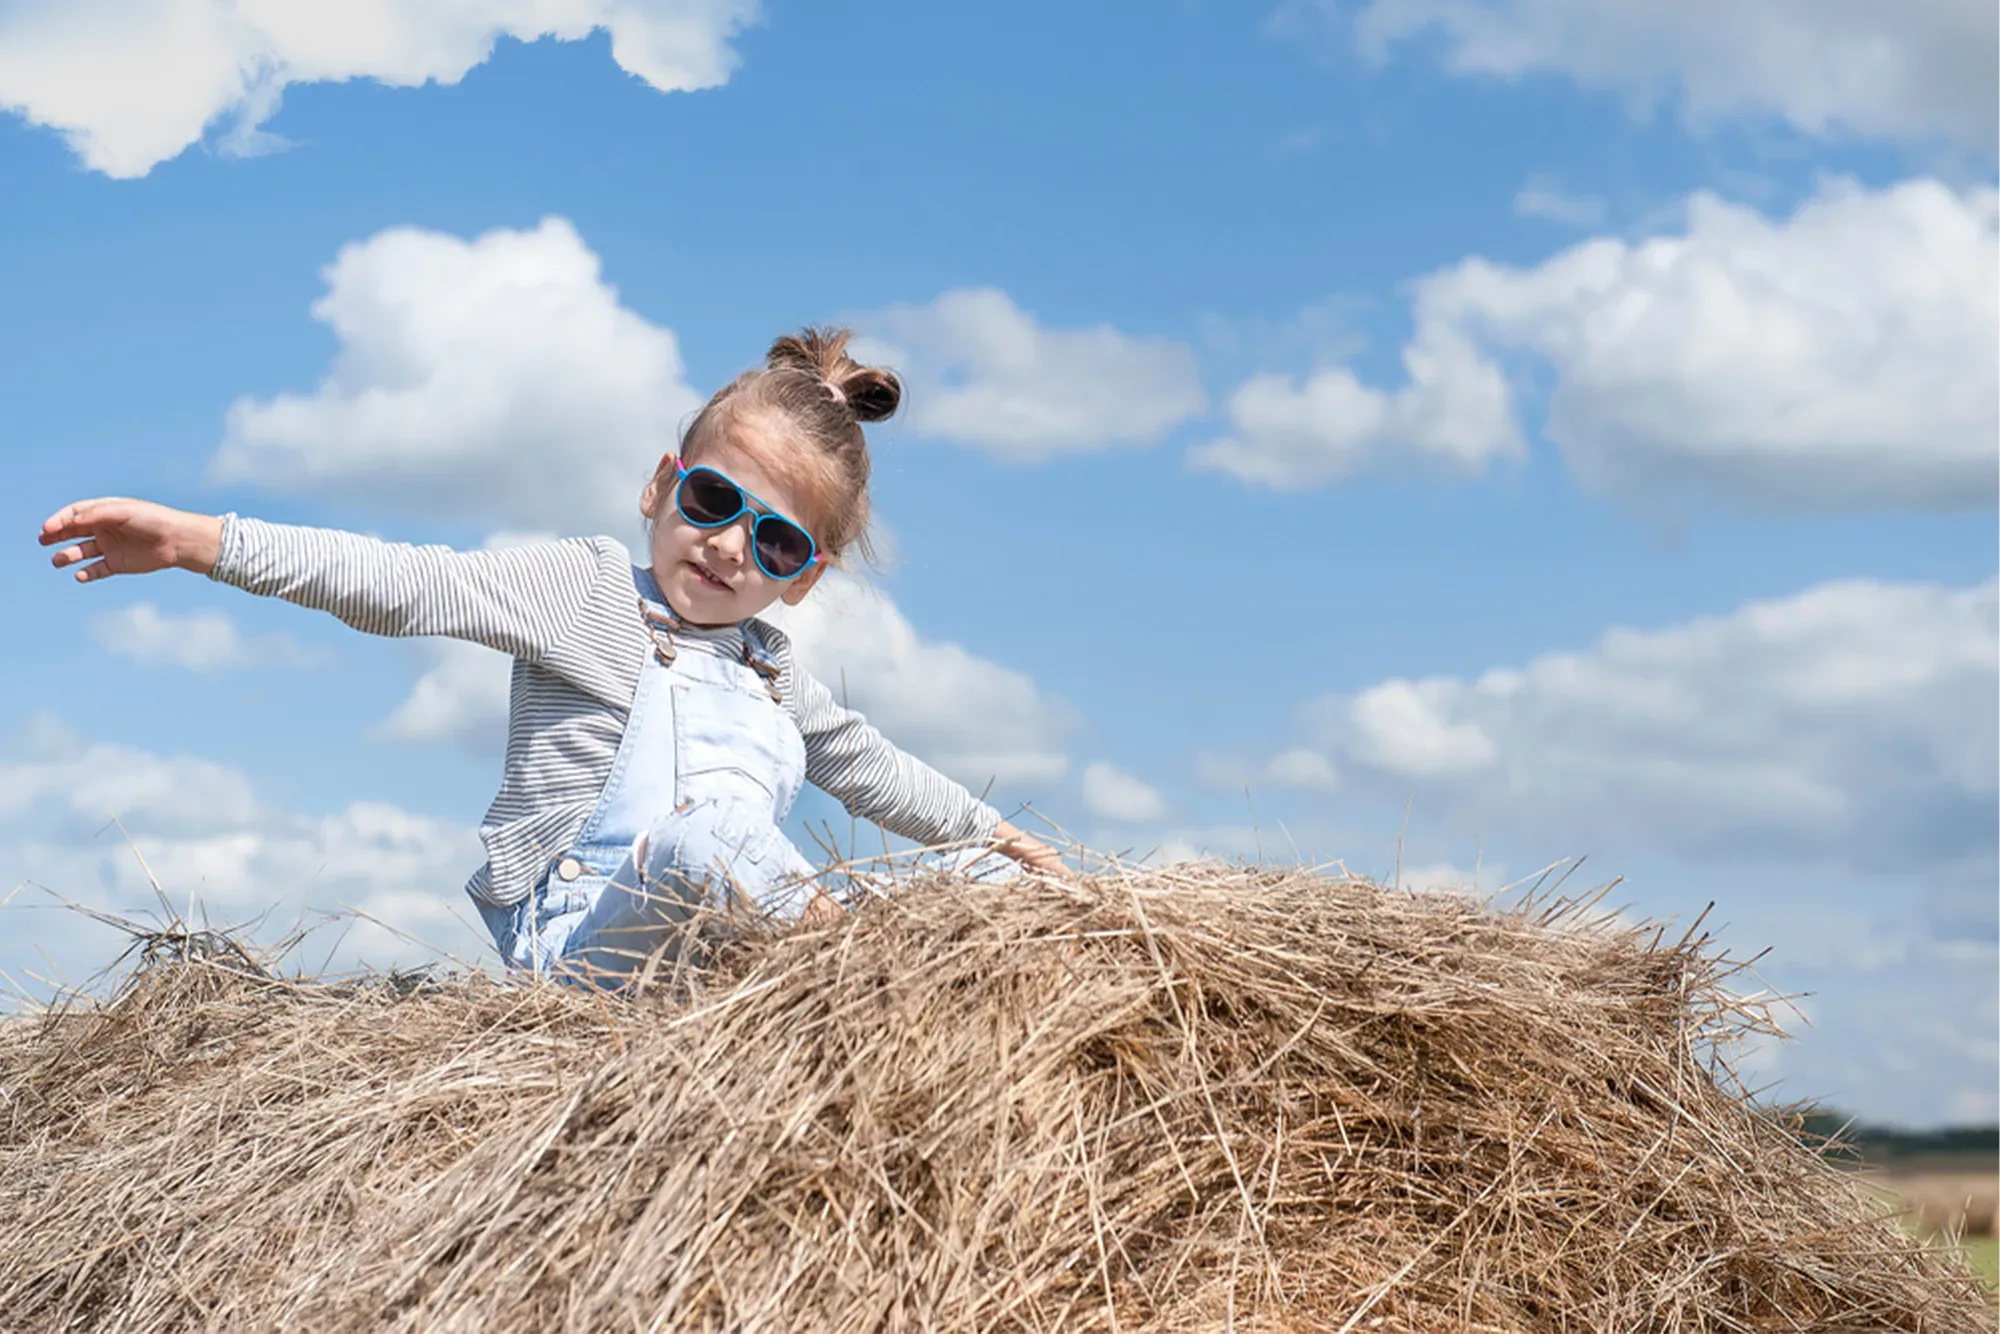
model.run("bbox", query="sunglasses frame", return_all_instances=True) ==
[666,455,823,581]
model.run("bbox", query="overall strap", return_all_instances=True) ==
[741,619,786,704]
[630,566,783,703]
[631,565,683,665]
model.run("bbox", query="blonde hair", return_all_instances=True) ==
[662,327,899,566]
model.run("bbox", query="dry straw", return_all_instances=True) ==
[1,863,1991,1331]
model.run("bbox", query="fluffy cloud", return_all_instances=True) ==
[211,217,698,536]
[91,601,314,672]
[1289,577,1998,875]
[0,0,758,178]
[1131,823,1296,868]
[0,716,489,987]
[1344,0,1997,149]
[761,573,1073,788]
[373,639,514,753]
[1140,838,1207,868]
[1081,762,1167,823]
[1187,320,1519,486]
[1263,748,1339,791]
[0,714,261,837]
[860,288,1206,459]
[1512,180,1605,227]
[1195,178,1999,512]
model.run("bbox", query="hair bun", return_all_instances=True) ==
[835,365,901,423]
[767,326,902,424]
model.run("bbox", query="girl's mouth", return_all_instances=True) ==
[686,561,731,593]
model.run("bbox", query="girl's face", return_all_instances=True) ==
[642,426,826,626]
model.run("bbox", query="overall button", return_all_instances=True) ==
[555,856,583,883]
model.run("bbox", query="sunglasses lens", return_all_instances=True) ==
[755,517,816,578]
[678,470,743,525]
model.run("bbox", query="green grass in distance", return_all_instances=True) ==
[1964,1235,1998,1291]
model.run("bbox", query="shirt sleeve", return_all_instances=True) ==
[787,665,1006,848]
[207,514,608,661]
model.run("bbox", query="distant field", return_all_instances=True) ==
[1964,1235,1998,1290]
[1863,1169,1999,1293]
[1871,1168,2000,1237]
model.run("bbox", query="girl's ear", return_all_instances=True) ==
[779,560,827,606]
[640,452,677,519]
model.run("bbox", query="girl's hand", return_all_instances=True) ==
[800,890,847,926]
[991,821,1072,880]
[39,498,224,582]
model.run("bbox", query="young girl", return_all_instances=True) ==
[40,328,1064,988]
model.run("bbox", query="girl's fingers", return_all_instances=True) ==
[73,559,113,583]
[49,539,100,569]
[38,498,122,545]
[39,502,89,543]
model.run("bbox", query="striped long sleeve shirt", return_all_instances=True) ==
[210,516,1004,906]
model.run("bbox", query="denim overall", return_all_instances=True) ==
[486,568,820,988]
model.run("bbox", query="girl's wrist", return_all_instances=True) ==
[177,512,225,576]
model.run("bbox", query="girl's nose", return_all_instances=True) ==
[704,516,752,565]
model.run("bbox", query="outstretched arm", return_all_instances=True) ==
[789,667,1070,878]
[41,499,603,660]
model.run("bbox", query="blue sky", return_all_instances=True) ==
[1,1,1994,1125]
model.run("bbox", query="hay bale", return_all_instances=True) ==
[0,866,1989,1332]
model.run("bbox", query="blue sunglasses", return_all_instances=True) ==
[667,456,822,580]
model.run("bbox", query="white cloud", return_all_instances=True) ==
[0,714,262,837]
[1513,180,1606,227]
[374,639,513,753]
[210,216,700,536]
[1142,838,1207,868]
[90,600,313,672]
[860,288,1206,459]
[760,572,1073,788]
[1187,304,1522,487]
[0,718,489,986]
[0,0,759,178]
[1349,679,1499,776]
[1946,1085,1999,1125]
[1346,0,1997,149]
[1081,761,1167,823]
[1197,178,2000,513]
[1263,747,1339,790]
[1295,577,1999,874]
[1133,823,1287,867]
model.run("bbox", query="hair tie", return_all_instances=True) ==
[825,382,847,406]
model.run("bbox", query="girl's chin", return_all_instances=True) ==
[667,565,763,623]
